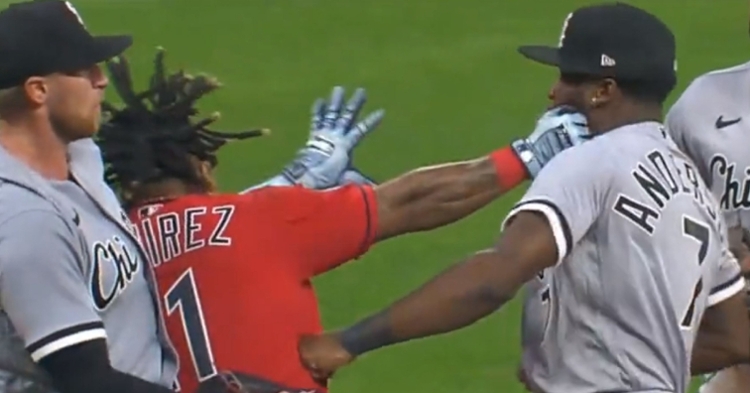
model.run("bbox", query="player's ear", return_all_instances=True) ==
[23,76,50,106]
[586,78,615,108]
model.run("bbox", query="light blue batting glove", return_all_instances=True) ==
[510,105,589,178]
[340,168,378,186]
[242,86,383,193]
[307,87,379,187]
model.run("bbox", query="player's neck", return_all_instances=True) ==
[0,118,69,180]
[588,103,663,135]
[131,178,206,206]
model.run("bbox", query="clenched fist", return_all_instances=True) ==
[298,333,355,382]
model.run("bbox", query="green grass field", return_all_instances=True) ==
[24,0,750,391]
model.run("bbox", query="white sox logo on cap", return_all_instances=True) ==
[64,1,85,27]
[558,12,573,47]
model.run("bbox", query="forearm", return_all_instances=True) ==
[70,369,174,393]
[374,147,526,240]
[339,249,518,356]
[40,340,173,393]
[691,331,749,375]
[691,297,750,375]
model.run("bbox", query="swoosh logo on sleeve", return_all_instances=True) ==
[715,116,742,129]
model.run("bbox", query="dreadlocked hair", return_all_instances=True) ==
[97,48,267,205]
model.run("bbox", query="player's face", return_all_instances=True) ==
[547,73,591,114]
[549,73,620,134]
[45,64,108,142]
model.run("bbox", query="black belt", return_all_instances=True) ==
[197,371,324,393]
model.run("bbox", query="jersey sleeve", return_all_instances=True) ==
[666,87,742,228]
[0,210,105,362]
[664,85,709,179]
[707,236,746,307]
[664,96,692,159]
[262,185,378,279]
[502,146,608,264]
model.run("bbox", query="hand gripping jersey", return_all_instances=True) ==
[505,122,745,393]
[129,185,377,393]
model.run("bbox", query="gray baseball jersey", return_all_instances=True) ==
[504,122,746,393]
[666,60,750,388]
[666,61,750,231]
[0,139,177,387]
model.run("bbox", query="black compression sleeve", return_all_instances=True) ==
[338,311,396,356]
[38,339,174,393]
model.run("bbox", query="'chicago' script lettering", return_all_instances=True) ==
[710,154,750,210]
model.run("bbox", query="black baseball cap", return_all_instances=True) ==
[0,0,132,89]
[518,2,676,82]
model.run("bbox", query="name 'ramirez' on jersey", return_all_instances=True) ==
[508,122,744,393]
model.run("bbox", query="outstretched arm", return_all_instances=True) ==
[371,149,523,241]
[346,210,556,348]
[243,90,587,204]
[289,106,586,278]
[281,149,529,279]
[298,138,604,378]
[371,106,588,241]
[297,211,558,379]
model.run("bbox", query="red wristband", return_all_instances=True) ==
[490,146,528,191]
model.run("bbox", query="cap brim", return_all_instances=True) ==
[2,35,134,87]
[517,45,560,67]
[90,35,133,64]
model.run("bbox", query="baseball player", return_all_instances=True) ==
[665,8,750,391]
[0,1,182,393]
[94,46,587,393]
[0,0,189,393]
[297,4,750,393]
[0,2,390,393]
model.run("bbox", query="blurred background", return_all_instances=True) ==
[9,0,749,391]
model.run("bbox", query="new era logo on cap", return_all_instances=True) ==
[600,54,616,67]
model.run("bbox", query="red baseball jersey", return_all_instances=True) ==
[128,185,378,393]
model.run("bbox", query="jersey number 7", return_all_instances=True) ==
[680,216,709,329]
[165,268,218,381]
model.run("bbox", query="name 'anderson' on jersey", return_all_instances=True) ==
[504,122,745,393]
